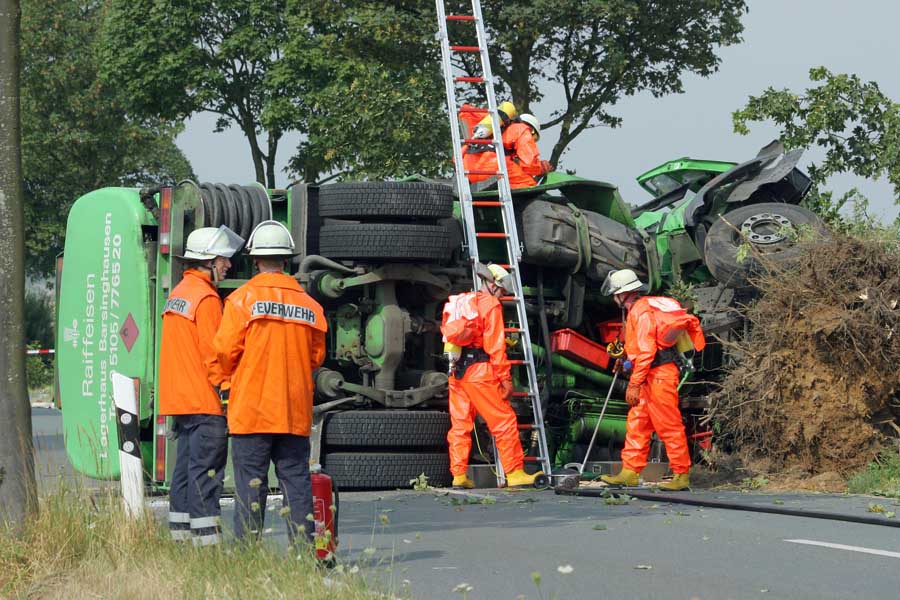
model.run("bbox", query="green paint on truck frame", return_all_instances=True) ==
[56,188,157,480]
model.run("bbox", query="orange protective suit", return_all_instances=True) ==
[443,291,525,476]
[213,272,327,436]
[620,296,705,475]
[158,269,227,416]
[458,105,546,189]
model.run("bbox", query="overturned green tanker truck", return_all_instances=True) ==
[55,142,821,489]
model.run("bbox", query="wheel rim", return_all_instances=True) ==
[740,212,793,245]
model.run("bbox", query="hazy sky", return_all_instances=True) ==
[176,0,900,220]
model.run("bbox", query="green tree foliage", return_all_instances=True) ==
[279,1,449,182]
[100,0,745,184]
[733,67,900,221]
[100,0,295,188]
[451,0,748,165]
[21,0,193,276]
[285,0,747,177]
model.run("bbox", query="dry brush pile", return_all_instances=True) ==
[709,233,900,475]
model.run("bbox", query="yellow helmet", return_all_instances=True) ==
[472,101,518,139]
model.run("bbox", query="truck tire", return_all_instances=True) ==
[704,202,825,288]
[323,452,452,489]
[318,182,453,219]
[324,410,450,448]
[319,223,454,261]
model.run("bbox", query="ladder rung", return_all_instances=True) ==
[459,106,485,113]
[518,423,536,430]
[509,359,531,366]
[523,456,546,463]
[499,296,520,302]
[451,45,481,52]
[446,14,475,21]
[463,138,495,145]
[504,327,522,333]
[465,169,503,176]
[475,232,508,239]
[471,201,501,207]
[455,76,485,83]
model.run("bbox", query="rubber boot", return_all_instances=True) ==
[506,469,542,487]
[657,473,690,491]
[600,468,640,487]
[452,474,475,489]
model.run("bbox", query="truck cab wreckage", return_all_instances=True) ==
[55,141,821,490]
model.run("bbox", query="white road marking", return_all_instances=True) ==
[785,539,900,559]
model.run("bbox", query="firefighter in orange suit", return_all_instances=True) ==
[441,263,542,489]
[213,220,327,544]
[599,269,706,491]
[504,113,552,188]
[460,104,552,189]
[159,225,244,545]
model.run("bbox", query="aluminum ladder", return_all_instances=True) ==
[435,0,552,485]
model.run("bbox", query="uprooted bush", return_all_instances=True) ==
[709,233,900,476]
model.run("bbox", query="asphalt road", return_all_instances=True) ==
[32,407,900,599]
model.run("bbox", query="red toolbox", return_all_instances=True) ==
[550,328,610,370]
[596,319,623,345]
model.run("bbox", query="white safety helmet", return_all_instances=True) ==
[180,225,245,261]
[519,114,541,141]
[600,269,648,296]
[475,262,516,293]
[246,220,296,256]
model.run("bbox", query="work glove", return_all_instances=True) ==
[625,383,642,407]
[613,359,633,374]
[499,379,513,402]
[540,160,553,175]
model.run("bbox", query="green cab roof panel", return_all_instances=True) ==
[56,187,156,480]
[636,158,736,196]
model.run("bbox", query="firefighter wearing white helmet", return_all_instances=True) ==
[440,262,543,489]
[246,219,296,257]
[518,113,541,141]
[159,224,243,545]
[214,217,328,544]
[599,269,705,492]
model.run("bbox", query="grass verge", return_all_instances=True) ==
[0,487,389,599]
[848,450,900,499]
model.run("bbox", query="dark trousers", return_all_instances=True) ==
[231,433,313,545]
[169,414,228,545]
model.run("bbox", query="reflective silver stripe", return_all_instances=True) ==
[168,512,190,523]
[192,533,221,546]
[190,516,220,529]
[170,529,192,541]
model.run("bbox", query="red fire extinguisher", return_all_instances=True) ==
[311,465,339,560]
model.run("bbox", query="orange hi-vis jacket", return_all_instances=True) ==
[214,272,327,436]
[461,124,542,189]
[158,269,227,416]
[441,291,511,384]
[502,121,542,188]
[458,104,544,189]
[624,296,706,386]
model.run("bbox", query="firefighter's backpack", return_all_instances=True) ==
[645,297,706,352]
[441,292,483,347]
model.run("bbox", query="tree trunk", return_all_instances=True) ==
[264,130,281,189]
[0,0,37,526]
[240,116,267,185]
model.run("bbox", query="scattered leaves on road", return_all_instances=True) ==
[592,524,608,531]
[634,565,653,570]
[557,565,574,575]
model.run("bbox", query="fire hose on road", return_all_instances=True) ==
[555,486,900,529]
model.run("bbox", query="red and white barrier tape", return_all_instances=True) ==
[26,349,55,355]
